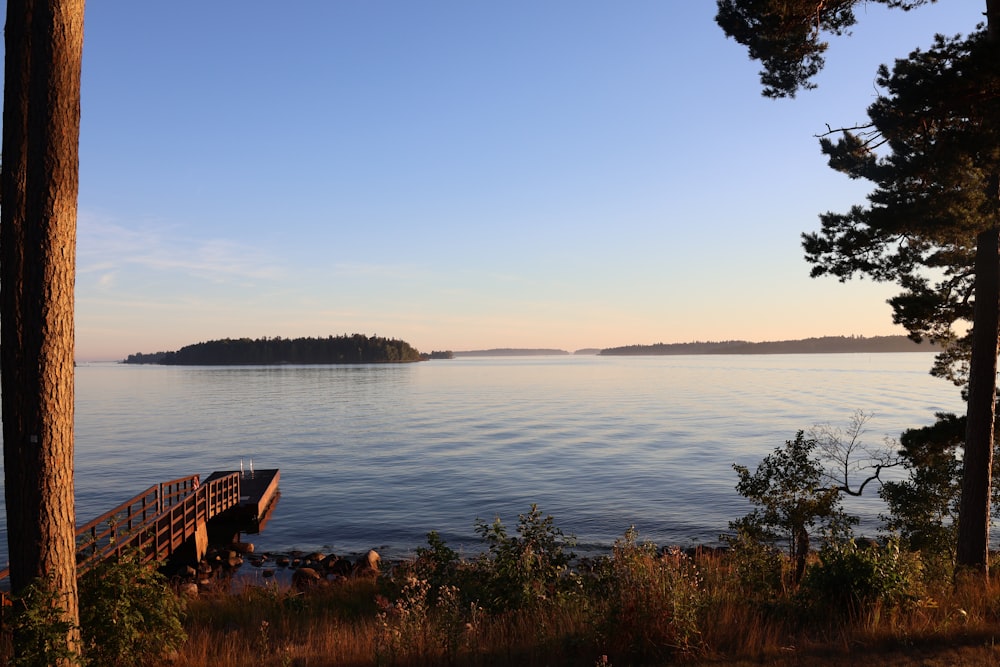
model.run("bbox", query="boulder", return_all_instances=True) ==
[230,541,255,555]
[292,567,323,591]
[326,556,353,577]
[354,549,381,577]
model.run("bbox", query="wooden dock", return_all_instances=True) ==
[204,468,280,533]
[0,468,280,587]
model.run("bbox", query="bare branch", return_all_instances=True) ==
[811,409,902,497]
[818,121,876,138]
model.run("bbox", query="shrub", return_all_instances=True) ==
[413,530,461,603]
[880,412,963,569]
[723,527,786,600]
[798,538,923,620]
[473,504,577,611]
[731,431,857,584]
[78,549,185,667]
[5,578,81,667]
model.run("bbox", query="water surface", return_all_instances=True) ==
[1,353,966,565]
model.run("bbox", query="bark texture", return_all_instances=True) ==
[957,227,1000,575]
[1,0,86,643]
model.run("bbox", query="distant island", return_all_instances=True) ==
[453,348,570,357]
[599,335,936,356]
[122,334,423,365]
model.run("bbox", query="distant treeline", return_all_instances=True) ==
[600,335,935,356]
[454,348,570,357]
[122,334,422,365]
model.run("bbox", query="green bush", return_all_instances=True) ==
[412,530,461,602]
[880,412,963,574]
[731,431,857,584]
[473,504,577,611]
[5,578,81,667]
[798,538,923,620]
[78,550,185,667]
[723,527,785,599]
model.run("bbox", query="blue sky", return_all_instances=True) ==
[50,1,983,359]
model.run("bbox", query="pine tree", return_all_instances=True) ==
[717,0,1000,575]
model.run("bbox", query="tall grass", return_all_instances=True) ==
[162,539,1000,667]
[4,527,1000,665]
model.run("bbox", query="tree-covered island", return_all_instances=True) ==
[601,335,936,356]
[123,334,423,365]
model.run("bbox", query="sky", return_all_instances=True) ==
[16,1,987,359]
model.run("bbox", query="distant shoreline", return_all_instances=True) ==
[449,336,936,358]
[599,335,935,356]
[121,334,937,365]
[453,348,571,357]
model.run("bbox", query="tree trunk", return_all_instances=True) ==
[1,0,86,658]
[955,0,1000,579]
[793,526,809,585]
[956,227,1000,576]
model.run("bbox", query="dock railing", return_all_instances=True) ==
[0,471,241,585]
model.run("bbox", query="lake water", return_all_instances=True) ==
[0,353,967,567]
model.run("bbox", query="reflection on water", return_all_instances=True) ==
[0,354,965,565]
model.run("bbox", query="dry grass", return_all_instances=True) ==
[3,547,1000,665]
[161,551,1000,667]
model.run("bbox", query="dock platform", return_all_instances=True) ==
[204,468,280,533]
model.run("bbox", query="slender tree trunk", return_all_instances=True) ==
[957,227,1000,575]
[955,0,1000,579]
[1,0,86,657]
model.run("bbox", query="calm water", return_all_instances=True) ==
[0,353,966,566]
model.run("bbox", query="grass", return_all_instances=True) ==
[3,528,1000,665]
[158,545,1000,667]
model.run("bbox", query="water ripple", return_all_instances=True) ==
[0,354,967,564]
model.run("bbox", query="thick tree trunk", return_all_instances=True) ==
[955,0,1000,578]
[956,227,1000,576]
[1,0,86,656]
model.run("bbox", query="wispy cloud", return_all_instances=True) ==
[77,214,285,286]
